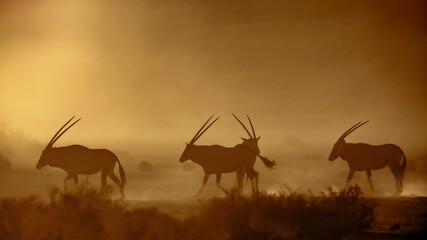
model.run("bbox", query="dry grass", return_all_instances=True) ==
[0,184,374,240]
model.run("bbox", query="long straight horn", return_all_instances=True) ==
[50,118,82,146]
[232,113,253,138]
[190,115,214,144]
[340,121,369,140]
[338,121,361,140]
[47,116,75,147]
[192,117,220,143]
[246,115,256,138]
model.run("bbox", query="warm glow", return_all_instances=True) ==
[0,1,426,238]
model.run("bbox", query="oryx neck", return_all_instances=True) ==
[235,143,258,155]
[45,148,60,167]
[338,142,351,161]
[188,144,201,164]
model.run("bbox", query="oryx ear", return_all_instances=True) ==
[256,136,260,140]
[241,137,248,141]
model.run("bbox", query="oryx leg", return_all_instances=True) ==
[388,163,401,194]
[254,171,259,192]
[63,175,74,190]
[397,175,403,194]
[246,168,259,193]
[250,177,255,192]
[366,170,374,191]
[101,169,108,191]
[398,172,404,194]
[345,169,355,189]
[237,170,249,191]
[216,174,227,194]
[235,169,245,193]
[109,172,124,197]
[244,173,250,190]
[73,175,78,185]
[196,174,210,196]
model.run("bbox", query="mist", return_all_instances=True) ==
[1,0,426,198]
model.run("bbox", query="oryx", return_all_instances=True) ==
[179,114,275,195]
[36,117,126,197]
[329,121,407,194]
[232,114,276,192]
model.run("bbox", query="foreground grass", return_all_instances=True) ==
[0,185,373,240]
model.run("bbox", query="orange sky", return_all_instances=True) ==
[1,0,426,156]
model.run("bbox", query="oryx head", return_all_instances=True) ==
[232,113,260,155]
[36,116,81,169]
[329,121,368,161]
[180,115,220,163]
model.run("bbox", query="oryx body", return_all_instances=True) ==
[180,115,274,195]
[36,117,126,197]
[187,144,256,175]
[329,121,406,194]
[339,143,405,171]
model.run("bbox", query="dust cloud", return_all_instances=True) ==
[0,0,426,198]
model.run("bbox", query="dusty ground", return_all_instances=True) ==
[344,197,427,240]
[125,197,427,240]
[127,197,427,239]
[1,167,426,239]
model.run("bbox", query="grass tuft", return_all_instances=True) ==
[0,184,373,240]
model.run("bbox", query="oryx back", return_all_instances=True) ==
[49,145,117,174]
[191,144,256,174]
[341,143,404,171]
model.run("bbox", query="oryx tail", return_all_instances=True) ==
[400,150,407,178]
[258,155,276,169]
[116,157,126,191]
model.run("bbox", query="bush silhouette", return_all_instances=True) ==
[0,184,373,240]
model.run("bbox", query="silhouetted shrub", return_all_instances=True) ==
[0,184,373,240]
[138,161,153,172]
[190,185,373,240]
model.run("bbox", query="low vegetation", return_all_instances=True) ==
[0,185,373,240]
